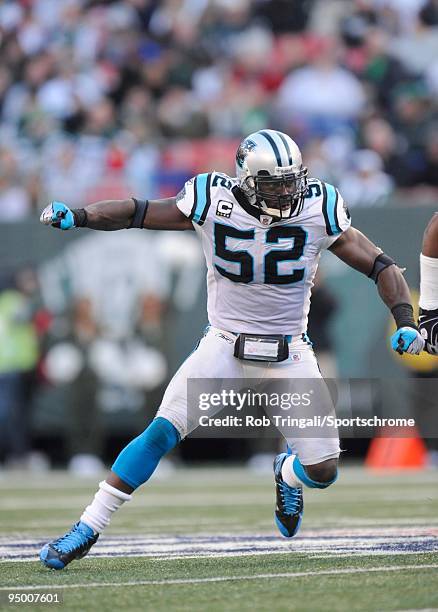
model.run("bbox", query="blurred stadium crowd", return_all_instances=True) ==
[1,0,438,470]
[0,0,437,222]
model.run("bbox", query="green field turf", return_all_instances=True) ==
[0,465,437,611]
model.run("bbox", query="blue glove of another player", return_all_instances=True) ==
[39,201,75,230]
[390,327,425,355]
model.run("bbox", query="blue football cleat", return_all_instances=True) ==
[40,521,99,570]
[273,453,303,538]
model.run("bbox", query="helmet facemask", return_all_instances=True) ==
[243,167,308,220]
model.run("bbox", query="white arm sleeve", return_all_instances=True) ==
[419,253,438,310]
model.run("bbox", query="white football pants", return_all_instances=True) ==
[156,326,340,465]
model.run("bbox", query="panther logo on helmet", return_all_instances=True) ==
[236,139,257,169]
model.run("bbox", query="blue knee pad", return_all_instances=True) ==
[112,417,180,490]
[293,456,338,489]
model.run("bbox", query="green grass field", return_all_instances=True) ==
[0,465,437,611]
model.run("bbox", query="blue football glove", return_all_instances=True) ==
[391,327,425,355]
[40,201,75,230]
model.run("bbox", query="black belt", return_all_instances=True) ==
[233,333,290,363]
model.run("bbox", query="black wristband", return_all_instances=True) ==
[391,303,417,330]
[72,208,88,227]
[129,198,149,228]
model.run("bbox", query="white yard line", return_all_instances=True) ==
[1,563,438,591]
[3,548,438,564]
[1,527,437,563]
[313,550,438,559]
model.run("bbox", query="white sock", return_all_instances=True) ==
[80,481,132,534]
[281,454,303,488]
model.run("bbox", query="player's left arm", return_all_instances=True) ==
[418,213,438,354]
[329,227,424,355]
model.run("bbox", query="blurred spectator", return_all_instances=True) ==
[339,149,394,207]
[45,297,103,474]
[389,3,438,74]
[41,138,99,207]
[420,0,438,25]
[391,83,435,184]
[304,138,338,183]
[340,1,379,48]
[276,38,366,139]
[0,148,32,221]
[0,268,40,467]
[361,27,414,112]
[415,125,438,187]
[157,86,208,138]
[254,0,314,33]
[373,0,428,34]
[360,117,415,186]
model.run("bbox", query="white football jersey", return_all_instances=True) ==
[176,172,351,336]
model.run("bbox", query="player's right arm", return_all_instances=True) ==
[419,213,438,354]
[40,197,193,231]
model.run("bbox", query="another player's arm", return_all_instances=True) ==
[419,213,438,354]
[40,197,193,231]
[422,213,438,258]
[329,227,424,354]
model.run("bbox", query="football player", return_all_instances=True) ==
[38,130,424,569]
[419,213,438,354]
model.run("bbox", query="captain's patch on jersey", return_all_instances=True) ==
[216,200,233,218]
